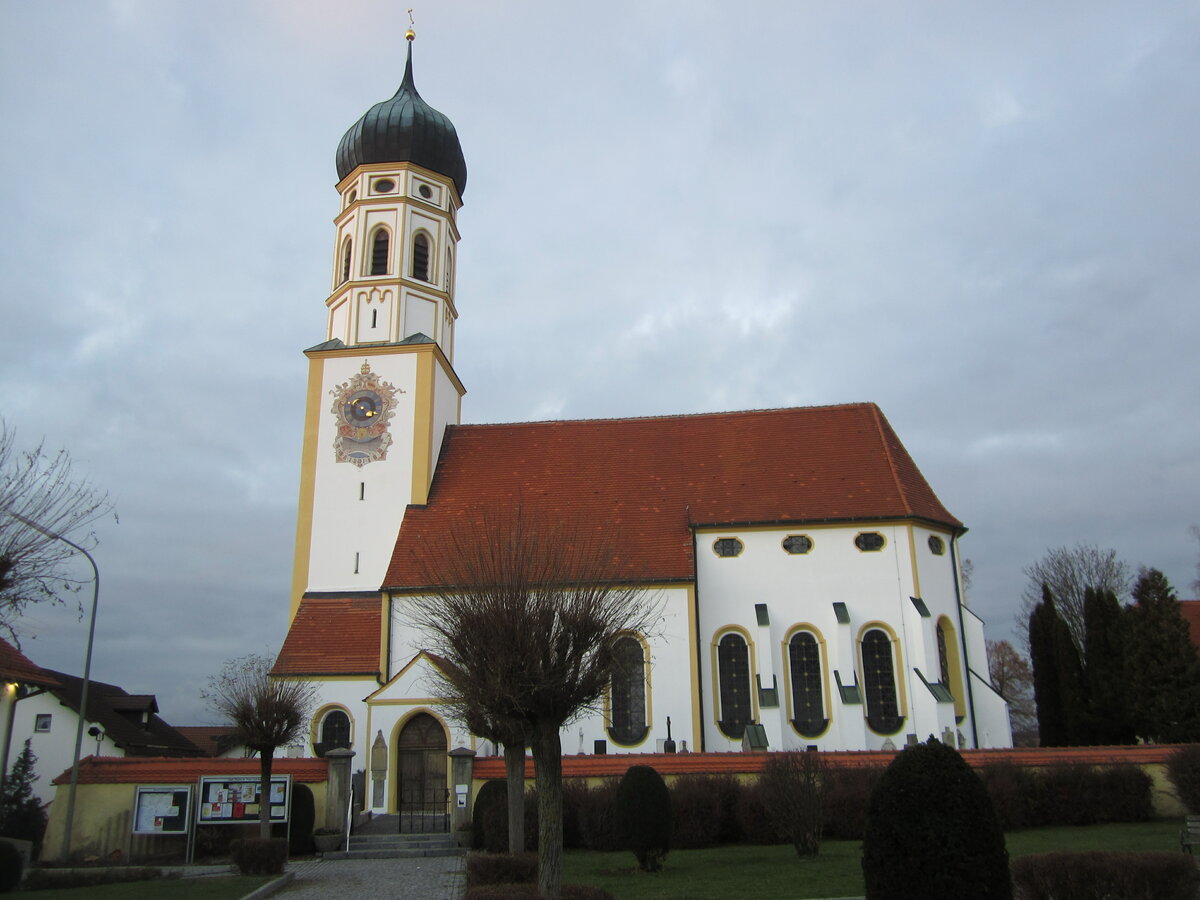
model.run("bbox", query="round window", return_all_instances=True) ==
[928,535,945,555]
[418,183,433,199]
[372,178,396,193]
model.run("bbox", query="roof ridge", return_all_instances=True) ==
[454,401,876,430]
[867,404,913,515]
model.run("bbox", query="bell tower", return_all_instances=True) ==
[289,32,467,618]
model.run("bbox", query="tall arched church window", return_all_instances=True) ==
[318,709,351,752]
[340,237,352,284]
[937,621,951,684]
[411,232,430,281]
[717,632,752,739]
[936,617,967,720]
[370,228,390,275]
[788,631,827,737]
[608,635,648,745]
[861,628,902,734]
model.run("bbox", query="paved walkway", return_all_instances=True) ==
[267,856,466,900]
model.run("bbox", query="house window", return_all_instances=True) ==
[717,632,752,739]
[411,232,430,281]
[320,710,351,750]
[782,534,813,555]
[340,237,352,284]
[34,714,51,733]
[861,628,902,734]
[608,636,648,745]
[928,535,945,555]
[788,631,825,737]
[370,228,390,275]
[855,532,885,552]
[713,537,743,558]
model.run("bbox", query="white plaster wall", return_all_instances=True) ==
[305,353,419,593]
[692,523,1007,753]
[15,692,122,806]
[429,362,460,476]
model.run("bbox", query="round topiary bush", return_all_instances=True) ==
[0,842,22,893]
[473,779,510,852]
[862,738,1010,899]
[615,765,671,872]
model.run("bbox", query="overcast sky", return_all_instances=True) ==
[1,1,1197,726]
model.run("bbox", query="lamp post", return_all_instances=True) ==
[7,512,98,862]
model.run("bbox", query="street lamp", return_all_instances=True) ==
[6,511,99,862]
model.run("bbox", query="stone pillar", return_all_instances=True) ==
[448,746,476,834]
[325,747,356,831]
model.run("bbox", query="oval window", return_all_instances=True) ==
[782,534,813,555]
[372,178,396,193]
[713,537,744,558]
[855,532,885,552]
[928,535,945,555]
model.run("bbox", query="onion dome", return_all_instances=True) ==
[335,41,467,197]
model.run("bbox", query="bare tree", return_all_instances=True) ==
[0,421,111,640]
[1016,544,1131,655]
[205,655,315,839]
[759,750,830,857]
[403,507,659,900]
[987,639,1037,746]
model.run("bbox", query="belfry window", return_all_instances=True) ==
[370,228,390,275]
[861,628,902,734]
[717,632,752,739]
[609,635,648,745]
[788,631,826,737]
[411,233,430,281]
[340,238,352,284]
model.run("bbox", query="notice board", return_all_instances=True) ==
[196,774,290,824]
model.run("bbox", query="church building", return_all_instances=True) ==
[273,36,1012,817]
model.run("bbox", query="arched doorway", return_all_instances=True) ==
[395,712,448,832]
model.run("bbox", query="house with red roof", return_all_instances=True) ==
[273,39,1012,821]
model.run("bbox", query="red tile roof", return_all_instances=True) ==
[472,744,1181,781]
[176,726,243,757]
[0,638,57,687]
[273,595,382,676]
[385,404,961,588]
[52,755,329,786]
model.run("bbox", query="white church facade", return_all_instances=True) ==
[273,36,1012,817]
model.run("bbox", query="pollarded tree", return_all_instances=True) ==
[1126,569,1200,743]
[405,508,659,900]
[0,420,110,641]
[205,655,316,839]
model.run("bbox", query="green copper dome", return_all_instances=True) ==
[335,43,467,197]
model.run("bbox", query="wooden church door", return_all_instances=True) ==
[396,713,447,830]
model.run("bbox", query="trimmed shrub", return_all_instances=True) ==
[1166,744,1200,813]
[1011,851,1200,900]
[288,783,315,856]
[0,842,21,893]
[615,765,671,872]
[464,885,613,900]
[229,837,288,875]
[466,852,537,886]
[862,738,1010,900]
[822,766,883,840]
[735,778,778,845]
[759,751,829,856]
[473,780,509,852]
[670,775,725,849]
[980,762,1038,830]
[577,779,620,851]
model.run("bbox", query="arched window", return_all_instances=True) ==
[861,628,902,734]
[319,709,351,751]
[370,228,390,275]
[717,632,752,739]
[411,232,430,281]
[340,237,352,284]
[609,635,648,745]
[936,617,967,720]
[788,630,827,737]
[937,621,951,684]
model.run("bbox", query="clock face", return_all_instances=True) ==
[329,363,402,467]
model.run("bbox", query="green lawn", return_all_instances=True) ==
[18,875,274,899]
[562,820,1184,900]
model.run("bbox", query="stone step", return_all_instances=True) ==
[324,845,467,861]
[351,832,453,844]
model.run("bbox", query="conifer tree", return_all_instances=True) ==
[0,739,47,857]
[1029,586,1073,745]
[1126,569,1200,743]
[1081,587,1135,745]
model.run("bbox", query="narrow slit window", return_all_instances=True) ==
[371,308,378,328]
[370,229,389,275]
[353,552,360,574]
[359,482,365,501]
[340,238,352,284]
[411,233,430,281]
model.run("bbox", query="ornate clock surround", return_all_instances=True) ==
[330,361,403,467]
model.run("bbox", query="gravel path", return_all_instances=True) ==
[269,856,465,900]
